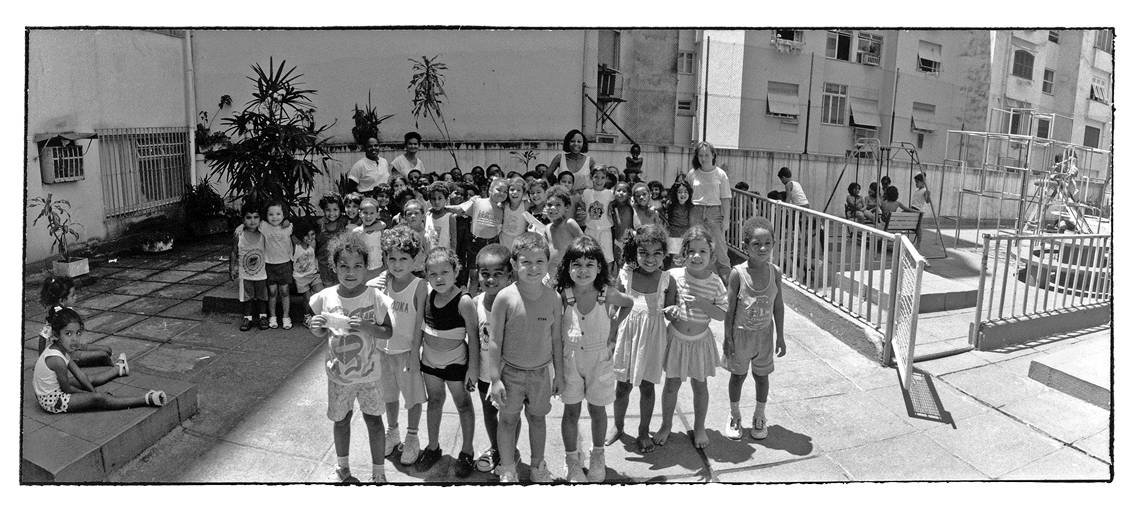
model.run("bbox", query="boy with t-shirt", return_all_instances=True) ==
[487,232,564,483]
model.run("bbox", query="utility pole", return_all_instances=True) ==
[888,68,900,145]
[802,52,815,155]
[702,34,710,143]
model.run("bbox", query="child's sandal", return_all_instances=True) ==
[145,390,168,407]
[115,353,130,377]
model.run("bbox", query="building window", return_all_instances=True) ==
[1042,68,1055,95]
[1048,31,1060,43]
[1093,29,1112,53]
[1083,125,1101,148]
[1012,50,1035,80]
[911,102,937,132]
[821,83,847,126]
[774,29,803,43]
[915,132,925,149]
[599,30,621,70]
[917,40,942,74]
[677,98,695,116]
[856,33,883,66]
[766,81,800,119]
[1090,76,1108,103]
[678,51,694,75]
[1036,118,1051,139]
[826,30,853,61]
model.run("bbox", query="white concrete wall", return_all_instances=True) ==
[26,30,188,264]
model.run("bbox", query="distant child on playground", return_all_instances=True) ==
[579,167,615,267]
[632,182,662,228]
[452,177,508,291]
[723,217,786,442]
[609,224,676,453]
[425,182,457,252]
[232,201,269,331]
[34,306,164,414]
[486,232,564,483]
[343,192,364,227]
[352,197,387,282]
[555,235,633,482]
[845,183,874,223]
[400,199,434,275]
[38,276,114,365]
[472,244,514,473]
[368,225,429,467]
[542,186,583,279]
[261,201,295,329]
[647,180,665,211]
[777,166,811,208]
[308,233,393,483]
[658,225,728,449]
[292,220,323,328]
[661,181,693,266]
[527,179,550,225]
[500,177,533,249]
[316,193,346,286]
[610,182,634,271]
[412,247,481,477]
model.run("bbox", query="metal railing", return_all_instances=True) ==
[728,189,926,376]
[98,127,191,217]
[972,233,1112,342]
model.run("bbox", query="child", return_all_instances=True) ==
[555,236,634,482]
[232,201,269,331]
[909,173,932,247]
[688,143,733,281]
[647,180,665,211]
[608,224,676,453]
[38,276,114,365]
[414,247,481,477]
[401,199,434,275]
[500,176,532,249]
[579,167,615,266]
[880,185,904,222]
[293,220,323,328]
[486,232,564,483]
[374,185,395,228]
[425,182,457,251]
[657,225,727,449]
[316,193,346,287]
[368,226,429,467]
[261,201,295,329]
[35,307,163,413]
[632,182,661,228]
[542,185,583,279]
[472,244,514,473]
[486,164,504,180]
[625,143,643,178]
[308,233,393,483]
[777,167,810,208]
[610,182,634,270]
[557,171,575,191]
[527,179,550,225]
[864,182,881,219]
[845,183,873,223]
[452,178,508,291]
[352,198,387,282]
[343,192,364,227]
[723,217,786,441]
[661,181,693,265]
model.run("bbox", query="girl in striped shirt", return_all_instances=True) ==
[655,225,728,450]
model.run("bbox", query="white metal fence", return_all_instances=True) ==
[98,127,192,217]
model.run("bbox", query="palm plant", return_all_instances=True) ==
[351,89,395,147]
[195,94,233,153]
[409,55,459,170]
[206,58,333,216]
[510,149,539,172]
[28,193,83,262]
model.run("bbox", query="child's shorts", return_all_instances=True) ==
[265,261,293,285]
[420,344,468,382]
[37,391,71,414]
[562,342,615,406]
[500,363,551,417]
[294,273,323,294]
[240,278,268,302]
[327,378,385,421]
[667,237,683,256]
[722,327,775,376]
[378,350,428,405]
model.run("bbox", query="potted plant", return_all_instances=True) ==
[351,89,395,147]
[28,193,89,278]
[139,231,175,253]
[196,95,233,154]
[182,178,229,236]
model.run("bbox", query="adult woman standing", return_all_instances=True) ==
[686,142,732,281]
[544,129,597,192]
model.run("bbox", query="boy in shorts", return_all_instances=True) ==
[308,233,393,483]
[472,244,516,473]
[487,232,564,483]
[232,202,269,331]
[367,225,429,465]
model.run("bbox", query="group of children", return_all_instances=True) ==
[844,173,932,244]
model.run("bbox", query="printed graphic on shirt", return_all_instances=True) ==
[478,320,491,351]
[588,200,605,220]
[326,303,380,382]
[241,248,264,277]
[741,294,771,327]
[295,248,315,275]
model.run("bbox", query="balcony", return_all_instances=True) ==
[1087,98,1111,122]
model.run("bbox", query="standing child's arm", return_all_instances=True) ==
[566,219,583,239]
[773,269,786,357]
[487,293,509,406]
[604,289,634,356]
[410,281,428,356]
[309,293,330,339]
[448,214,457,252]
[550,293,565,397]
[723,269,742,358]
[230,229,240,279]
[458,294,481,392]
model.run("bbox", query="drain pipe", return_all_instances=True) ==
[183,29,197,181]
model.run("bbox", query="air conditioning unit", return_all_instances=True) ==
[857,53,880,66]
[594,134,617,144]
[852,127,879,141]
[771,38,804,54]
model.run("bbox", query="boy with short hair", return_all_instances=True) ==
[778,167,810,208]
[487,232,564,483]
[542,186,583,279]
[367,226,429,466]
[472,244,515,473]
[352,198,387,282]
[308,233,393,483]
[232,202,269,331]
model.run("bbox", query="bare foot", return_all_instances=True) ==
[652,425,672,446]
[605,426,625,446]
[636,434,655,453]
[692,428,709,449]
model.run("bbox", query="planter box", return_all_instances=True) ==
[141,239,174,253]
[53,258,89,278]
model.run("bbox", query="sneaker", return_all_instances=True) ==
[564,452,587,482]
[414,446,442,473]
[384,426,402,457]
[239,317,255,331]
[475,447,498,473]
[587,448,606,483]
[268,317,279,329]
[497,464,519,483]
[750,416,769,440]
[258,316,270,330]
[335,467,359,484]
[724,416,743,441]
[454,451,475,478]
[115,353,130,377]
[282,317,292,330]
[371,474,387,483]
[400,433,421,465]
[529,459,552,483]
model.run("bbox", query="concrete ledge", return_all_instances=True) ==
[21,372,198,483]
[973,303,1111,351]
[1028,333,1110,410]
[781,282,886,364]
[833,270,977,314]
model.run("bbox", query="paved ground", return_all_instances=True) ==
[22,235,1111,484]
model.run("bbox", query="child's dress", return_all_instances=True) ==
[663,267,726,380]
[612,267,670,385]
[561,288,616,405]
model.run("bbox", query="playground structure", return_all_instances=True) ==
[943,107,1112,246]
